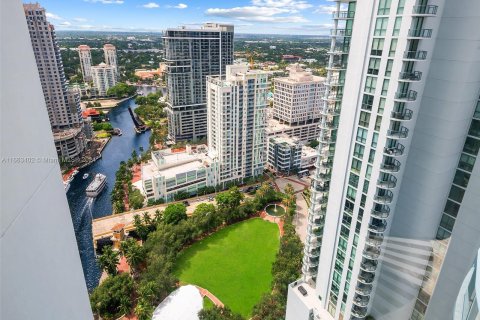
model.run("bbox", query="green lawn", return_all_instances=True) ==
[203,296,215,310]
[174,218,280,317]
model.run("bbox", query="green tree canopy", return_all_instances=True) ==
[90,273,134,320]
[98,245,120,276]
[198,306,244,320]
[215,186,244,212]
[163,203,187,225]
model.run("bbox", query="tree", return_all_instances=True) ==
[133,214,150,241]
[98,245,120,276]
[134,298,154,320]
[198,306,244,320]
[309,139,319,148]
[90,273,134,320]
[120,238,146,275]
[191,203,222,234]
[215,186,244,212]
[251,293,286,320]
[163,203,187,225]
[107,82,136,98]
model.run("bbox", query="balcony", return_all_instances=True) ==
[366,232,385,246]
[380,159,401,173]
[332,10,355,19]
[358,270,375,284]
[303,256,319,267]
[319,133,332,144]
[351,306,368,318]
[391,109,413,121]
[408,28,433,38]
[330,29,352,37]
[353,294,370,307]
[394,90,418,101]
[387,127,409,139]
[302,264,318,276]
[383,143,405,156]
[412,5,438,16]
[319,121,338,129]
[355,283,373,296]
[326,62,348,71]
[363,247,381,260]
[371,206,390,219]
[326,76,346,86]
[327,47,349,55]
[404,50,428,60]
[360,260,378,272]
[304,246,321,258]
[374,190,394,204]
[368,221,387,233]
[377,175,397,189]
[399,71,422,81]
[321,106,341,116]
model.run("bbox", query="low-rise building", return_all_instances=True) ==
[141,146,218,202]
[268,135,303,174]
[299,145,317,170]
[134,68,162,80]
[266,117,321,144]
[91,63,116,96]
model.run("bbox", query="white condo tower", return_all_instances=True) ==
[286,1,480,320]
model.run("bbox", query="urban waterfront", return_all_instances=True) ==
[67,87,155,290]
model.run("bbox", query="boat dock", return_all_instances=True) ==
[127,107,148,133]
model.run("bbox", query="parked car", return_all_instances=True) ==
[183,200,190,206]
[298,285,308,296]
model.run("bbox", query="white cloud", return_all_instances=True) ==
[46,12,64,20]
[73,17,88,22]
[143,2,160,8]
[84,0,124,4]
[59,21,72,26]
[205,0,311,23]
[314,5,337,14]
[175,3,188,9]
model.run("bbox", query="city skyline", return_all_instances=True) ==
[27,0,337,35]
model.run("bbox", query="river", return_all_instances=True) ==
[66,86,156,291]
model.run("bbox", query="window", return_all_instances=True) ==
[357,127,368,143]
[362,94,374,111]
[368,149,376,164]
[385,59,393,77]
[382,79,390,96]
[349,172,359,188]
[368,58,381,75]
[453,170,470,188]
[371,38,385,56]
[366,165,373,179]
[378,0,391,15]
[374,18,388,36]
[375,115,383,131]
[378,97,386,115]
[372,132,379,148]
[444,200,460,218]
[363,180,370,193]
[440,214,456,232]
[468,119,480,138]
[354,144,365,158]
[458,153,476,172]
[436,227,451,240]
[389,39,398,57]
[393,17,402,36]
[351,158,362,174]
[449,185,465,203]
[463,137,480,155]
[397,0,406,14]
[365,76,377,94]
[474,101,480,119]
[359,111,371,128]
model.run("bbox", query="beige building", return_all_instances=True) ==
[92,63,117,96]
[103,43,118,79]
[274,64,325,126]
[78,45,92,82]
[23,3,86,161]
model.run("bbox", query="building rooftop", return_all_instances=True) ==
[275,63,325,84]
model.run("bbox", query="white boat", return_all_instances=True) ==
[86,173,107,197]
[64,181,70,192]
[83,173,89,180]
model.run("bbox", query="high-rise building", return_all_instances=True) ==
[23,3,86,162]
[2,1,92,319]
[286,1,480,320]
[78,45,92,82]
[163,23,234,142]
[92,62,117,97]
[274,64,325,126]
[207,64,268,184]
[103,43,118,79]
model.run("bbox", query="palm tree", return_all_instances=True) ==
[121,238,146,275]
[98,245,119,276]
[135,299,153,320]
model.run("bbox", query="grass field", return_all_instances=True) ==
[203,296,215,310]
[174,218,280,317]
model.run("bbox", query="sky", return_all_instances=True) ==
[30,0,337,35]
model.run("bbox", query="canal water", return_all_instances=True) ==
[67,87,155,291]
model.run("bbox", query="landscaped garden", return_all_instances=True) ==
[91,182,303,320]
[174,218,280,317]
